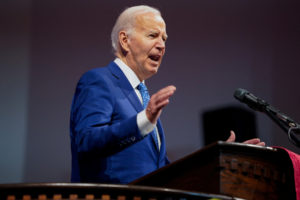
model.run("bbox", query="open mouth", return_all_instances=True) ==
[149,55,160,62]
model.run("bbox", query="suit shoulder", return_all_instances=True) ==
[77,64,114,85]
[80,61,119,81]
[81,66,109,80]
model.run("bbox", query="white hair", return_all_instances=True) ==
[111,5,161,54]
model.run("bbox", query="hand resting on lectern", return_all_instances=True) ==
[226,130,266,146]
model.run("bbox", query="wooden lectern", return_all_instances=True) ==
[131,141,296,200]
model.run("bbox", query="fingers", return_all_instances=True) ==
[256,142,266,146]
[146,85,176,123]
[226,130,266,147]
[243,138,266,146]
[151,87,175,110]
[226,130,236,142]
[243,138,261,144]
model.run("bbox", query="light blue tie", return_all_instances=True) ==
[137,83,150,109]
[137,83,160,150]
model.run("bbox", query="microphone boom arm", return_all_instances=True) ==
[264,105,300,147]
[234,88,300,148]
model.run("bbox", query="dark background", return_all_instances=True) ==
[1,0,300,183]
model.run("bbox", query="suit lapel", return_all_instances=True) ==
[108,61,165,155]
[108,62,143,113]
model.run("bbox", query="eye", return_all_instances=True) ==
[148,33,158,38]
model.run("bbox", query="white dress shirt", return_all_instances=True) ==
[114,58,161,149]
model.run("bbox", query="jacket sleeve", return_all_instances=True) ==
[70,70,144,154]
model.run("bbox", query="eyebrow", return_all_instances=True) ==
[148,29,168,39]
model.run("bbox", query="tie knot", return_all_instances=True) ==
[137,82,148,93]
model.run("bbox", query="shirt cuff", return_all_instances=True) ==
[137,110,156,137]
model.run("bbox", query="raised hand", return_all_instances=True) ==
[146,85,176,124]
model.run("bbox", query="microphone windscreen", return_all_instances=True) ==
[234,88,248,101]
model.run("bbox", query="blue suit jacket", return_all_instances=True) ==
[70,61,169,183]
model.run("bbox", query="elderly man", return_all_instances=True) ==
[70,5,264,184]
[70,5,175,184]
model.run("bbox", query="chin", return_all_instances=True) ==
[144,68,159,80]
[143,62,160,78]
[150,66,159,74]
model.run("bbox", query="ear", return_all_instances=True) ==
[119,31,130,54]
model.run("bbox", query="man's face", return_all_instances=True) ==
[124,12,167,81]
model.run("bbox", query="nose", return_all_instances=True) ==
[156,37,165,51]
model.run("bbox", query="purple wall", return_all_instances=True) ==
[1,0,300,183]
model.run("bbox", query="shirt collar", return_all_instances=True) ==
[114,58,144,89]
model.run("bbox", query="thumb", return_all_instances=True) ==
[226,130,236,142]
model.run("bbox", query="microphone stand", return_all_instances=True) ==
[234,88,300,147]
[264,105,300,147]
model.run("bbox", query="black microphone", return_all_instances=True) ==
[234,88,300,147]
[234,88,269,112]
[234,88,297,125]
